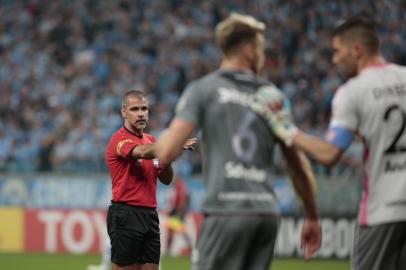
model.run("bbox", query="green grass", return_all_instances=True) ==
[0,253,101,270]
[272,258,349,270]
[0,253,350,270]
[163,256,350,270]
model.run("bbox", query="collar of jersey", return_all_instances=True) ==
[123,126,144,138]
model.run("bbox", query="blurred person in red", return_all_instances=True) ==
[164,174,191,256]
[105,90,196,270]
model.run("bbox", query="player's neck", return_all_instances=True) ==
[358,55,386,74]
[220,58,255,74]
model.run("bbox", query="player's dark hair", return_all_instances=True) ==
[333,15,380,55]
[122,90,147,107]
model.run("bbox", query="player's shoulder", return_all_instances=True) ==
[385,63,406,75]
[341,74,364,90]
[335,72,368,98]
[342,63,406,91]
[186,71,220,91]
[332,78,360,108]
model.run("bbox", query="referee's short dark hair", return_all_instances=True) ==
[122,90,147,108]
[333,15,380,55]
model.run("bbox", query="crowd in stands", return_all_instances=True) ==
[1,0,405,176]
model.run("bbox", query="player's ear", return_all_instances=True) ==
[353,42,363,59]
[242,42,254,62]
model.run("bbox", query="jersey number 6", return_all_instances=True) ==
[232,111,258,163]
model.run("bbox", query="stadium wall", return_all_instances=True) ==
[0,174,359,258]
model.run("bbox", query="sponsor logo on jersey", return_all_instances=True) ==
[217,87,255,107]
[224,161,266,183]
[384,158,406,173]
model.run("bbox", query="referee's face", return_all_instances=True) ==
[122,97,149,132]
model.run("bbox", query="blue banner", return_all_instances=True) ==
[0,174,360,215]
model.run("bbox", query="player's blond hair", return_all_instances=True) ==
[215,13,265,57]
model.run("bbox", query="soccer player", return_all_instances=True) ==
[154,13,321,270]
[256,16,406,270]
[105,90,196,270]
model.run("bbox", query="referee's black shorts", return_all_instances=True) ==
[107,202,160,266]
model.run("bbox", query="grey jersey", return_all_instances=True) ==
[331,63,406,225]
[176,69,280,214]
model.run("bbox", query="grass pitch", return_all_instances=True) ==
[0,253,350,270]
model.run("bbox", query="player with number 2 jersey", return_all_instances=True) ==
[255,16,406,270]
[331,63,406,226]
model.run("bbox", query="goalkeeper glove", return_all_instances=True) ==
[251,85,298,146]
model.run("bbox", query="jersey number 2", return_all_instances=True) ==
[384,104,406,154]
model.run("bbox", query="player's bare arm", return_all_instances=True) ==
[130,144,157,159]
[292,131,344,166]
[281,144,319,219]
[155,118,196,165]
[280,143,321,260]
[131,137,196,161]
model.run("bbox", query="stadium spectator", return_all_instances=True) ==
[257,16,406,270]
[155,13,321,270]
[1,0,406,176]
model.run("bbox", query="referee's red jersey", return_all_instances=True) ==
[105,127,159,208]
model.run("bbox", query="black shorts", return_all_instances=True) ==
[352,221,406,270]
[107,202,160,266]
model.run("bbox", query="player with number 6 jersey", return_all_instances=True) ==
[154,13,321,270]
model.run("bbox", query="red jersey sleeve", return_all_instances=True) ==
[115,138,139,159]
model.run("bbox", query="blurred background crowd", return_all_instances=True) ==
[1,0,405,175]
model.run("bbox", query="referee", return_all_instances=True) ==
[105,90,196,270]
